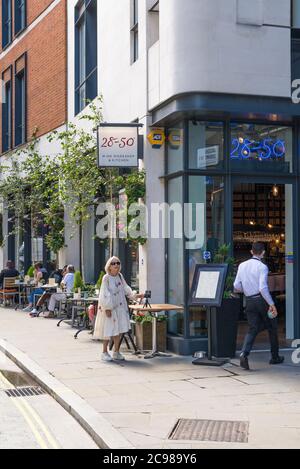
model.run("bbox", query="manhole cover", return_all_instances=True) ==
[4,387,46,398]
[169,419,249,443]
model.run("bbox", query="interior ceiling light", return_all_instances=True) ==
[272,185,279,197]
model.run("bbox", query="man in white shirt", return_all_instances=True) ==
[234,242,284,370]
[42,265,75,318]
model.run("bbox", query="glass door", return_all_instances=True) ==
[232,179,294,347]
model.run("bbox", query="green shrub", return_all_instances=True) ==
[73,271,84,292]
[96,271,105,289]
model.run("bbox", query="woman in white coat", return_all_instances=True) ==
[94,256,143,362]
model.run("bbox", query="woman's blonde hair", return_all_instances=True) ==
[104,256,122,274]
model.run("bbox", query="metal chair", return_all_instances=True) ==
[0,277,19,306]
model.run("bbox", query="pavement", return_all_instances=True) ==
[0,306,300,449]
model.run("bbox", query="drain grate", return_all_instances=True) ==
[169,419,249,443]
[4,386,46,398]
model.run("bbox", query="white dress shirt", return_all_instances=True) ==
[233,257,274,306]
[62,273,75,293]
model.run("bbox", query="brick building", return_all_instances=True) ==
[0,0,67,272]
[0,0,67,152]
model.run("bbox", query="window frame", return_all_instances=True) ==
[14,52,27,148]
[2,0,12,49]
[14,0,27,37]
[74,0,98,115]
[130,0,139,63]
[1,66,13,154]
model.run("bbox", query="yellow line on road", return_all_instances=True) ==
[0,371,59,449]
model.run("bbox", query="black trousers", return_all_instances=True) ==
[241,296,279,359]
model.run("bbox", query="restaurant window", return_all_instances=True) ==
[131,0,139,63]
[230,123,293,173]
[75,0,98,115]
[14,0,26,36]
[186,176,224,337]
[2,67,12,153]
[2,0,12,48]
[188,121,224,170]
[15,54,26,147]
[167,177,184,336]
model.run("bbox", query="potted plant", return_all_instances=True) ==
[133,312,167,352]
[210,244,242,358]
[73,271,84,298]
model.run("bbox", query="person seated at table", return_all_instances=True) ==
[40,265,75,318]
[29,264,67,316]
[0,260,19,288]
[22,263,45,312]
[93,256,143,362]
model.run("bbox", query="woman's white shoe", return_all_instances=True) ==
[112,351,125,361]
[101,352,113,362]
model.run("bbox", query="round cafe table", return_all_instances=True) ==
[129,304,184,359]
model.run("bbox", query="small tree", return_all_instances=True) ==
[73,271,84,292]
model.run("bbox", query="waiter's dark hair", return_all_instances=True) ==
[252,242,265,255]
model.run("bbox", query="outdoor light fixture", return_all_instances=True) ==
[268,224,273,229]
[249,221,255,225]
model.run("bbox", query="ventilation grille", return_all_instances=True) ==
[169,419,249,443]
[4,386,46,398]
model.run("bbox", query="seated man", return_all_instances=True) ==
[41,265,75,318]
[30,264,67,316]
[0,260,19,288]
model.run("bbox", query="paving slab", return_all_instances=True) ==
[0,306,300,448]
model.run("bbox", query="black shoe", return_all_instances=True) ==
[240,354,250,370]
[269,356,284,365]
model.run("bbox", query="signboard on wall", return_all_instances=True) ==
[147,128,165,149]
[197,146,219,168]
[98,123,143,167]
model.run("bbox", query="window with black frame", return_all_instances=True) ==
[75,0,98,115]
[230,123,293,173]
[131,0,139,63]
[15,54,27,147]
[2,0,12,48]
[14,0,26,36]
[2,68,12,153]
[188,121,224,170]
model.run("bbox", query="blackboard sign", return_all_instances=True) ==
[189,264,228,307]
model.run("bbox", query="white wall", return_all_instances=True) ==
[149,0,291,109]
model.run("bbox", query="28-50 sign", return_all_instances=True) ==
[98,124,140,167]
[101,136,136,149]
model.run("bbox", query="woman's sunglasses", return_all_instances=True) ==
[110,262,121,266]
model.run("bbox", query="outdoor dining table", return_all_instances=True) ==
[58,296,99,338]
[129,304,184,359]
[14,281,36,309]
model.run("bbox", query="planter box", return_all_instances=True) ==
[134,321,167,352]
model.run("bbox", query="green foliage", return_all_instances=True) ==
[213,243,236,298]
[134,313,167,324]
[27,266,35,278]
[0,134,65,253]
[96,271,105,289]
[83,283,96,297]
[73,271,84,292]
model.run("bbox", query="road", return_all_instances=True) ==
[0,351,98,449]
